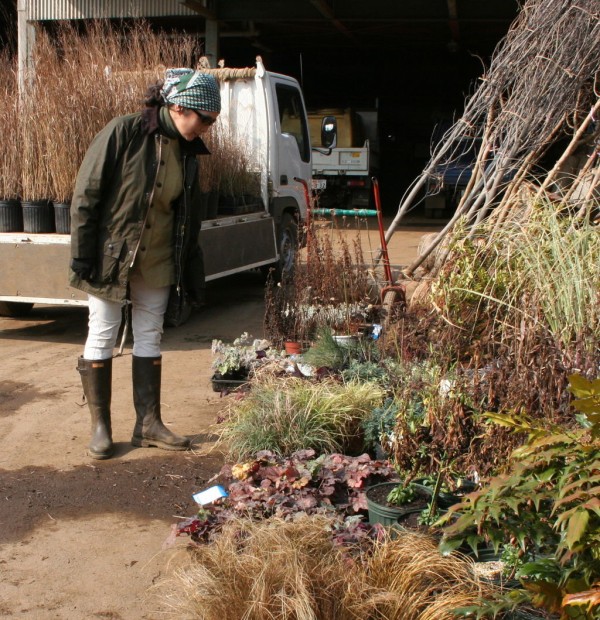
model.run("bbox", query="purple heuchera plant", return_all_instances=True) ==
[168,450,397,547]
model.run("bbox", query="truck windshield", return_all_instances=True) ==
[276,84,310,163]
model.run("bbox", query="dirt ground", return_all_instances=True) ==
[0,221,442,619]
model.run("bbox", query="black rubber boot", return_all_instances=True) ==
[131,355,190,450]
[77,356,113,460]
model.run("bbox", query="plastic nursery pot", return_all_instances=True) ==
[22,199,54,233]
[0,199,23,232]
[366,481,432,527]
[437,480,478,509]
[53,202,71,234]
[284,341,302,355]
[332,334,359,347]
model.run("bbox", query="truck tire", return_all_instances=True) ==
[0,301,34,317]
[276,212,298,282]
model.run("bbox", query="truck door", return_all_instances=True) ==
[272,81,312,214]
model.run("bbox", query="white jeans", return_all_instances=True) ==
[83,273,170,360]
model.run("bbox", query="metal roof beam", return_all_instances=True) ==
[447,0,460,46]
[180,0,217,20]
[308,0,357,41]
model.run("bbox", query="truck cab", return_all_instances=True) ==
[308,107,379,210]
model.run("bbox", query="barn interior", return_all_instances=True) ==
[1,1,520,215]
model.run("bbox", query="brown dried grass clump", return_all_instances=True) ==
[160,516,365,619]
[159,517,492,620]
[364,531,492,620]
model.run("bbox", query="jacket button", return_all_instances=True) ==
[145,223,151,229]
[160,160,165,166]
[162,138,169,145]
[140,247,146,252]
[156,182,162,188]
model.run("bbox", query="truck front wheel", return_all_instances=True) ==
[0,301,34,317]
[277,213,298,282]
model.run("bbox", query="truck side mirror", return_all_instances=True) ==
[321,116,337,149]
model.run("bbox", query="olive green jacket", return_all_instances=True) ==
[69,108,209,304]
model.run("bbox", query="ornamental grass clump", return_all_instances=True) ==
[364,531,491,620]
[414,202,600,471]
[159,516,493,619]
[160,516,365,619]
[433,204,600,364]
[218,375,385,459]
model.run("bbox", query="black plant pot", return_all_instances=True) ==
[437,480,478,508]
[0,199,23,232]
[22,199,54,233]
[53,202,71,234]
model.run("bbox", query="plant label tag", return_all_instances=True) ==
[192,485,228,506]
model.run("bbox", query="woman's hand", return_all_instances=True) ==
[70,258,96,282]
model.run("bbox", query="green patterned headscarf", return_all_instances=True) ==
[161,68,221,113]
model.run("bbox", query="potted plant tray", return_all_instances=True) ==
[211,371,249,392]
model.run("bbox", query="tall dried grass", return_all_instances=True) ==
[18,21,196,201]
[198,125,261,197]
[10,21,263,204]
[158,516,493,620]
[0,51,20,199]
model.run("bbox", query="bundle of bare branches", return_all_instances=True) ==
[392,0,600,276]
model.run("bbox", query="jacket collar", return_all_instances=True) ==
[141,105,210,155]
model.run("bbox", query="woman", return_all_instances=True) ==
[70,68,220,459]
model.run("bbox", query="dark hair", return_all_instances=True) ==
[141,80,165,133]
[143,80,165,108]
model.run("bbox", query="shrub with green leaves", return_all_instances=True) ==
[439,374,600,619]
[218,376,386,459]
[362,397,399,455]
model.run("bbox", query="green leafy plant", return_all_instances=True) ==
[418,503,444,527]
[211,332,272,376]
[387,482,419,506]
[439,374,600,619]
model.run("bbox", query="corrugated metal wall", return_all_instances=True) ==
[27,0,198,20]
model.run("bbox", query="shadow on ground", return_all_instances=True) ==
[0,451,225,543]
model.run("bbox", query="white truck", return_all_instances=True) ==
[0,60,332,318]
[308,107,379,210]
